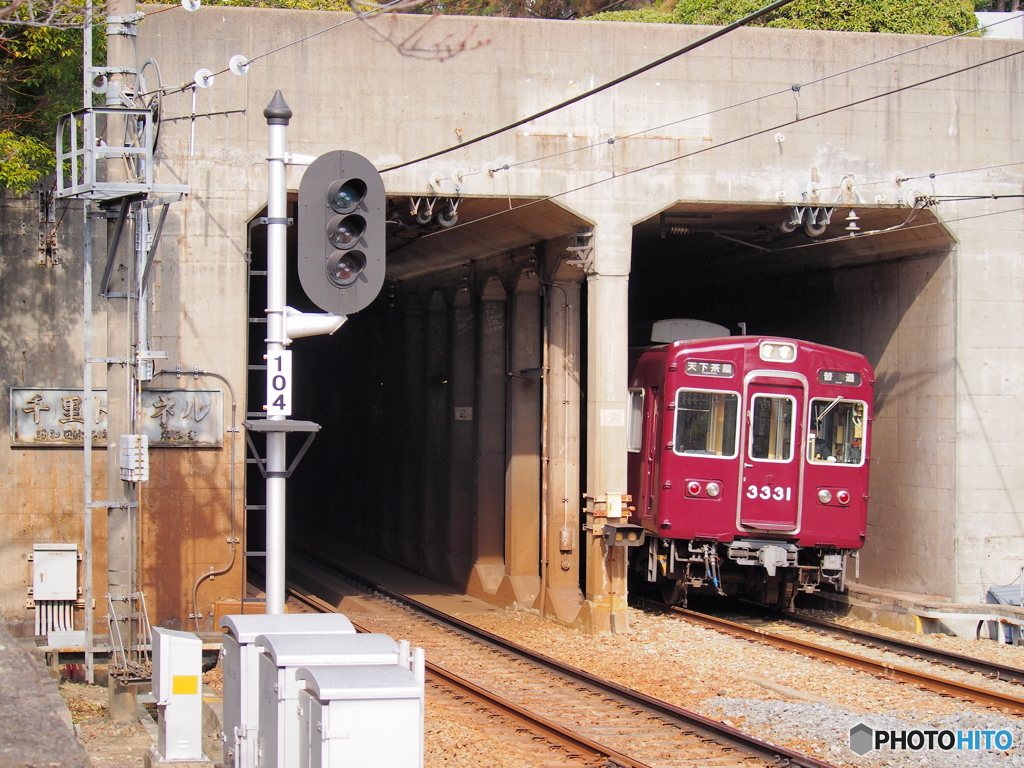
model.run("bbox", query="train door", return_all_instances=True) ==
[738,376,805,531]
[627,387,660,524]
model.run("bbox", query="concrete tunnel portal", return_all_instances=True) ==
[243,194,955,628]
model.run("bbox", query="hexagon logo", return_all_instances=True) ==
[849,722,874,756]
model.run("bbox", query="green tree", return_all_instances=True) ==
[591,0,979,35]
[0,5,95,194]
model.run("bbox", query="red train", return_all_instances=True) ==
[625,323,873,608]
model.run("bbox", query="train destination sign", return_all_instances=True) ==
[10,387,223,447]
[684,360,736,378]
[817,370,862,386]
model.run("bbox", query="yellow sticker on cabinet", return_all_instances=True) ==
[172,675,199,695]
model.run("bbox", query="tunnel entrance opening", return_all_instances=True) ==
[243,196,955,623]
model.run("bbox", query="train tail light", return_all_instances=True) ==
[685,479,724,498]
[817,488,852,506]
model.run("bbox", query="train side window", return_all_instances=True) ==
[749,395,794,462]
[627,388,644,453]
[808,398,866,466]
[673,390,738,458]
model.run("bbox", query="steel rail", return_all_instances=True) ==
[287,582,646,768]
[672,607,1024,714]
[288,556,841,768]
[783,612,1024,686]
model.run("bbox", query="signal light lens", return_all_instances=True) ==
[818,489,833,504]
[327,215,366,249]
[836,490,851,505]
[687,481,702,496]
[326,251,367,287]
[328,178,367,214]
[705,481,721,498]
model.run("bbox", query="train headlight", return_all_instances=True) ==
[836,490,851,505]
[759,341,797,363]
[818,489,833,504]
[705,481,721,498]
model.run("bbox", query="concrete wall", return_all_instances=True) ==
[2,10,1023,632]
[132,9,1024,605]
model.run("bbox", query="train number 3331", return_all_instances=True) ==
[746,485,793,501]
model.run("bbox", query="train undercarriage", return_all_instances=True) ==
[631,536,857,610]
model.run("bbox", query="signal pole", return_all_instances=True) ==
[256,98,386,614]
[263,93,292,615]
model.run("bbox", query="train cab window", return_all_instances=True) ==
[673,390,738,457]
[749,395,794,462]
[627,388,644,453]
[808,398,866,465]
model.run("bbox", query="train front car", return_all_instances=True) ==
[626,336,873,609]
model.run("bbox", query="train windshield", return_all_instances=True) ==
[749,395,795,461]
[808,398,866,465]
[674,390,738,457]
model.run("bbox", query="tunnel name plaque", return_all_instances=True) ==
[10,387,223,447]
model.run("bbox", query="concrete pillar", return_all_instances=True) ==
[499,266,542,607]
[448,284,476,586]
[581,219,633,634]
[379,295,404,552]
[400,295,425,571]
[423,290,449,576]
[469,277,507,598]
[541,264,584,625]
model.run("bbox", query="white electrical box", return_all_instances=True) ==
[119,433,149,482]
[219,614,356,768]
[256,632,403,768]
[32,543,78,601]
[152,627,205,762]
[296,660,425,768]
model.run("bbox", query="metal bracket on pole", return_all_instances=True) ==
[242,419,320,479]
[100,193,146,297]
[138,202,170,294]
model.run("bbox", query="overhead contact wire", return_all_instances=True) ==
[393,13,1020,177]
[419,48,1024,240]
[379,0,798,173]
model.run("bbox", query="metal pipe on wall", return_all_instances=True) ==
[154,368,239,631]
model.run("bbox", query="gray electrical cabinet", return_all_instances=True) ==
[295,660,425,768]
[152,627,206,762]
[219,614,355,768]
[256,632,404,768]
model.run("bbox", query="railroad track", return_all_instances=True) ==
[781,611,1024,686]
[287,554,840,768]
[648,601,1024,715]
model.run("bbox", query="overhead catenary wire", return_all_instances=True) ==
[414,47,1024,242]
[146,0,408,96]
[380,0,800,173]
[770,203,1024,254]
[395,13,1023,179]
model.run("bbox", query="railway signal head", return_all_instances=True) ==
[298,150,386,315]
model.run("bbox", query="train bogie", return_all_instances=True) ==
[626,334,873,609]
